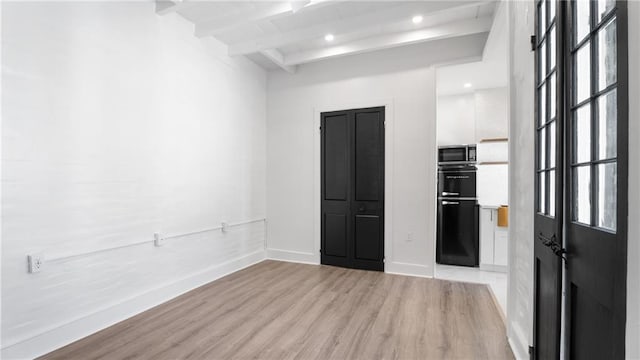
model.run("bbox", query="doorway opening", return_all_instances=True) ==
[433,1,510,316]
[320,107,385,271]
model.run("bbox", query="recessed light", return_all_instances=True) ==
[464,83,473,88]
[412,15,423,24]
[324,33,334,42]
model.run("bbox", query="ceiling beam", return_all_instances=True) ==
[194,0,335,38]
[282,17,493,66]
[260,49,297,74]
[155,0,195,15]
[227,1,492,56]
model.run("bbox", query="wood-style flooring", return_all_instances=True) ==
[41,260,514,360]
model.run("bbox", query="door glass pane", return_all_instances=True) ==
[598,18,617,90]
[575,42,591,104]
[574,104,591,163]
[539,0,547,35]
[597,89,617,160]
[549,170,556,217]
[540,40,547,79]
[597,162,617,230]
[575,0,591,44]
[550,26,556,71]
[539,171,547,214]
[539,127,547,169]
[549,121,556,168]
[550,74,557,119]
[573,165,591,224]
[539,83,547,125]
[597,0,616,23]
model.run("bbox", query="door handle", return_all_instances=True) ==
[442,192,460,196]
[538,232,567,262]
[442,201,460,205]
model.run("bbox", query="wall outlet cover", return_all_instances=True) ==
[154,233,165,247]
[27,254,44,273]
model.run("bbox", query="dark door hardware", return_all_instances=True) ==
[538,233,567,262]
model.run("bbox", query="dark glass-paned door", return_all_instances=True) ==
[565,1,628,358]
[533,1,564,358]
[533,1,628,359]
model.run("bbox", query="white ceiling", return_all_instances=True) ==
[436,1,508,95]
[156,0,499,73]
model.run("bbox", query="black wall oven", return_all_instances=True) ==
[436,165,479,267]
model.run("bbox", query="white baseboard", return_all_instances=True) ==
[385,261,433,278]
[1,250,266,360]
[480,263,508,273]
[266,248,319,265]
[507,322,531,360]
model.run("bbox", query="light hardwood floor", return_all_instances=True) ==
[41,260,514,360]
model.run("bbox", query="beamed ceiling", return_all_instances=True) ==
[156,0,498,73]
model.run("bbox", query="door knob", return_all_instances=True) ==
[358,206,365,212]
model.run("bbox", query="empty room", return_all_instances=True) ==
[1,0,639,359]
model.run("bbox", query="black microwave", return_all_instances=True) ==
[438,145,477,165]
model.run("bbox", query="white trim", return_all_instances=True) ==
[0,250,267,360]
[385,261,433,278]
[480,264,508,273]
[508,322,531,360]
[312,99,394,271]
[266,248,319,265]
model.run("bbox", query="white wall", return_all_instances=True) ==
[507,2,640,359]
[506,1,535,359]
[626,2,640,358]
[266,34,488,277]
[1,2,267,358]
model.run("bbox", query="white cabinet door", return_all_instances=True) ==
[474,87,508,141]
[494,230,509,266]
[477,142,509,163]
[479,208,495,266]
[477,165,509,206]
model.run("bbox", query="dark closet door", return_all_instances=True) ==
[564,1,628,358]
[321,107,384,272]
[533,1,564,358]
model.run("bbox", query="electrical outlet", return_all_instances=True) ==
[154,233,165,247]
[221,222,229,234]
[407,232,414,242]
[27,254,44,273]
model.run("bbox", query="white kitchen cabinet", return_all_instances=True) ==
[474,87,509,142]
[493,230,508,267]
[479,207,508,272]
[477,141,509,163]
